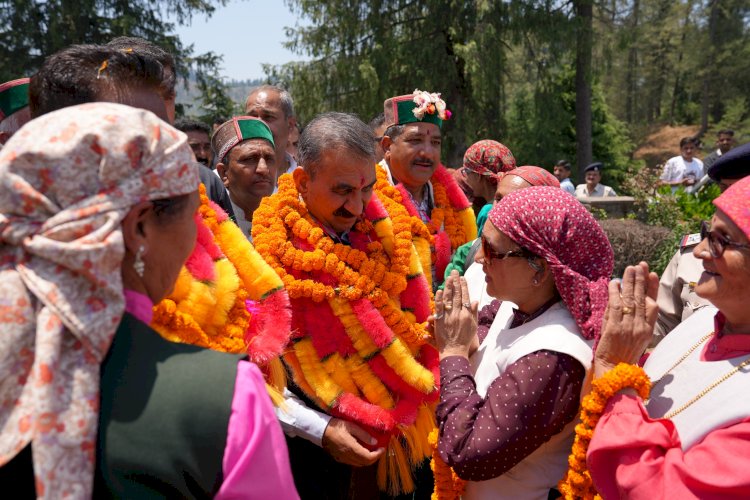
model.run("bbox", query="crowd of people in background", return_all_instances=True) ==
[1,36,749,500]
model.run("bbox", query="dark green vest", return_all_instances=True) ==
[94,312,241,499]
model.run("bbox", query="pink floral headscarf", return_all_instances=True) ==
[0,103,198,499]
[503,165,560,188]
[714,175,750,240]
[488,187,613,340]
[463,140,516,179]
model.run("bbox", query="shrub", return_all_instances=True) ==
[599,219,673,278]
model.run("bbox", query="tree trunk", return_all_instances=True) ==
[625,0,640,124]
[574,0,593,182]
[698,0,720,138]
[668,0,694,125]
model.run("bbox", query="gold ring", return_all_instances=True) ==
[462,302,471,309]
[444,304,453,311]
[622,306,634,315]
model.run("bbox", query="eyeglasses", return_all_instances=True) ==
[480,235,530,262]
[700,220,750,258]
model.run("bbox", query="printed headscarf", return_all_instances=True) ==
[714,175,750,240]
[0,103,198,499]
[503,165,559,188]
[488,187,613,340]
[463,140,516,179]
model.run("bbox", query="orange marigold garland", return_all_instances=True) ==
[375,162,476,289]
[558,363,651,499]
[151,185,292,374]
[253,174,439,495]
[429,428,465,500]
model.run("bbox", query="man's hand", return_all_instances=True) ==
[322,418,385,467]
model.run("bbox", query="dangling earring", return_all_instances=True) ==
[133,245,145,278]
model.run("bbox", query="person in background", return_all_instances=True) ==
[435,186,613,499]
[287,121,300,164]
[212,116,276,240]
[368,112,388,162]
[245,84,298,183]
[654,142,750,342]
[575,162,617,198]
[702,129,735,173]
[0,78,31,146]
[659,137,704,193]
[175,117,212,167]
[460,139,517,215]
[0,103,297,499]
[581,175,750,498]
[554,159,576,195]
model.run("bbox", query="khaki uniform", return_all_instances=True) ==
[653,233,711,344]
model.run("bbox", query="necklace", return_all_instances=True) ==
[649,331,750,419]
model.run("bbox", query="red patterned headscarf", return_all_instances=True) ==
[0,103,198,499]
[488,187,613,340]
[503,165,559,188]
[714,175,750,240]
[463,140,516,179]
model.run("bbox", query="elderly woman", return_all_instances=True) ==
[577,175,750,498]
[0,103,296,499]
[444,165,559,283]
[435,187,613,499]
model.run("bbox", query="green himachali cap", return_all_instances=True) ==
[0,78,30,121]
[383,89,452,129]
[212,116,275,162]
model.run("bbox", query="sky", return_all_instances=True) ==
[171,0,307,82]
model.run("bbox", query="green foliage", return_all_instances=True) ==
[623,163,721,274]
[0,0,233,120]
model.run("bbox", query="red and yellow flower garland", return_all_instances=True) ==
[375,163,477,289]
[151,185,292,396]
[253,174,438,495]
[429,428,465,500]
[558,363,651,499]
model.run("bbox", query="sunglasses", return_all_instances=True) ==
[480,235,531,262]
[700,220,750,258]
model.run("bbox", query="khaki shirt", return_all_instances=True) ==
[653,234,712,344]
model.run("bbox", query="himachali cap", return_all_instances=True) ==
[584,162,603,173]
[212,116,275,162]
[383,89,451,129]
[708,142,750,181]
[0,78,30,121]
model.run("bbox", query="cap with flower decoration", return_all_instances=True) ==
[383,89,451,129]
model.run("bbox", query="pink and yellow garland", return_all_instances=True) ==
[151,185,292,395]
[253,174,439,495]
[375,164,476,288]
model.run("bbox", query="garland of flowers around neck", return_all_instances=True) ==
[253,174,439,495]
[558,363,651,499]
[151,185,292,395]
[375,163,477,288]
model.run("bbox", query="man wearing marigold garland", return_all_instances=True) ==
[377,90,477,291]
[213,116,277,240]
[252,112,439,498]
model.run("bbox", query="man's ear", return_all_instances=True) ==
[121,201,152,255]
[288,115,297,132]
[217,162,228,187]
[381,135,393,163]
[293,166,310,197]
